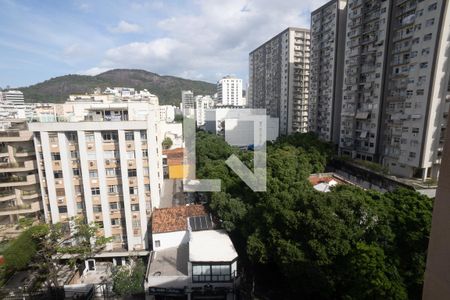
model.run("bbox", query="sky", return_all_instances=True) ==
[0,0,327,88]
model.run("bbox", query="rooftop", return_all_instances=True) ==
[148,244,189,277]
[152,205,208,234]
[189,230,238,262]
[163,148,184,166]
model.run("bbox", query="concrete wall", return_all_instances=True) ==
[152,230,189,251]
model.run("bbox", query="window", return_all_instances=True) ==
[110,202,120,210]
[111,218,121,226]
[132,219,140,228]
[131,204,139,211]
[409,152,416,158]
[143,168,149,176]
[105,168,115,176]
[87,153,96,160]
[51,153,61,160]
[142,149,148,157]
[93,205,102,213]
[77,202,84,210]
[426,18,435,27]
[126,151,135,159]
[85,133,94,142]
[140,131,147,140]
[412,128,420,133]
[70,151,79,159]
[154,240,160,247]
[75,185,82,195]
[89,170,98,178]
[428,3,437,11]
[108,185,119,194]
[112,235,121,242]
[129,187,138,195]
[424,33,432,41]
[128,169,137,177]
[417,89,424,95]
[102,131,118,142]
[422,48,430,55]
[66,132,77,141]
[144,184,150,192]
[91,187,100,195]
[192,264,232,282]
[125,131,134,141]
[58,206,68,213]
[54,171,63,178]
[420,62,428,69]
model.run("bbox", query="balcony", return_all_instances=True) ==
[0,160,36,172]
[0,131,33,142]
[0,191,16,202]
[0,201,42,216]
[21,190,40,200]
[0,174,38,188]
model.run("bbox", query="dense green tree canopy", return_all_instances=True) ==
[196,131,433,300]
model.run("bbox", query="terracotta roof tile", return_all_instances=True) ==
[152,205,208,234]
[163,148,184,166]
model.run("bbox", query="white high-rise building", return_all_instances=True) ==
[249,27,311,135]
[217,76,244,106]
[195,95,215,127]
[181,90,195,109]
[28,92,164,258]
[1,90,25,105]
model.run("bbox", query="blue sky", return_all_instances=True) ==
[0,0,326,88]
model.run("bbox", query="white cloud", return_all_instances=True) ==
[110,20,142,33]
[87,0,328,82]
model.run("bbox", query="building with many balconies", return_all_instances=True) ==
[309,0,347,143]
[0,120,42,233]
[248,27,311,135]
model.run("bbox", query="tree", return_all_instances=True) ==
[112,258,146,296]
[31,218,111,290]
[162,137,173,149]
[194,131,433,299]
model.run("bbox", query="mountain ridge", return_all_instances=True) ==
[17,69,217,106]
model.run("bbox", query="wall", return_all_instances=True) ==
[152,230,189,251]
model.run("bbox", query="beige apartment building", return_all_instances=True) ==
[0,120,42,229]
[28,95,164,262]
[248,27,311,135]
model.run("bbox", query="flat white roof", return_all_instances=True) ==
[189,229,238,262]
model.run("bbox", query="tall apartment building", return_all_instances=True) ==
[195,95,215,127]
[28,97,164,256]
[248,27,311,135]
[181,90,195,110]
[217,76,244,106]
[309,0,347,143]
[0,120,42,227]
[335,0,450,179]
[339,0,392,161]
[380,0,450,179]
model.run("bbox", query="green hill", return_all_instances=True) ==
[18,69,216,106]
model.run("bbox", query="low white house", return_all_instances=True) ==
[146,205,239,299]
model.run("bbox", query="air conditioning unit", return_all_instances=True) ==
[128,162,133,167]
[95,215,100,220]
[58,199,64,204]
[127,143,132,148]
[129,180,134,184]
[89,162,95,167]
[87,144,93,149]
[106,160,110,165]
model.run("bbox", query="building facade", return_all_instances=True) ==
[28,98,164,255]
[0,120,42,229]
[248,27,311,135]
[309,0,347,143]
[181,90,195,110]
[379,0,450,179]
[195,95,215,127]
[309,0,450,179]
[217,76,244,106]
[0,90,25,105]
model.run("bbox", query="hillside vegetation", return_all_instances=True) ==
[18,69,216,106]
